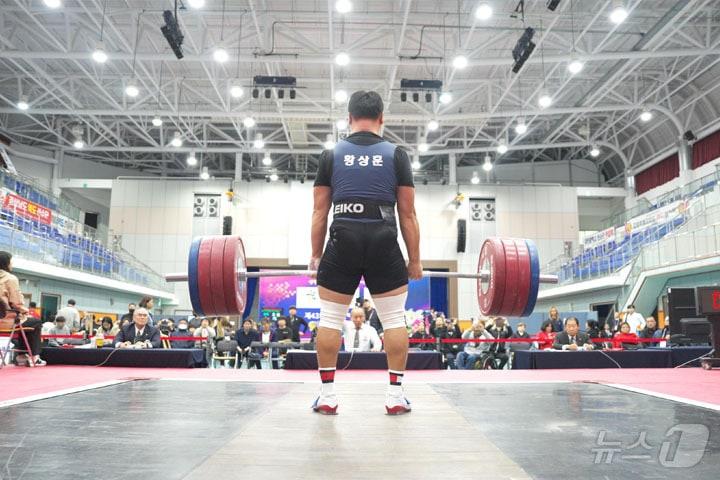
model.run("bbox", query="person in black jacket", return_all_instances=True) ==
[287,306,309,342]
[114,308,161,348]
[486,317,512,369]
[236,318,261,368]
[585,320,600,340]
[363,299,383,336]
[170,318,195,348]
[553,317,594,351]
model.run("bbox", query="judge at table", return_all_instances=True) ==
[343,307,382,352]
[552,317,594,351]
[114,308,161,349]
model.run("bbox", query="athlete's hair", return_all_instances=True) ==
[348,90,384,120]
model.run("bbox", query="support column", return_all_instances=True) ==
[234,151,243,182]
[51,149,63,197]
[678,138,692,172]
[448,153,457,185]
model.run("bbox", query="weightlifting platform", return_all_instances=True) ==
[1,368,719,479]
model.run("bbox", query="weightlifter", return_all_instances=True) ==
[309,90,421,415]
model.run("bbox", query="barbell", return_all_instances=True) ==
[165,235,558,318]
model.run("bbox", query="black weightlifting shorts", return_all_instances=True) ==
[317,219,408,295]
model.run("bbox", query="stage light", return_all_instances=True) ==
[425,92,432,103]
[471,172,480,184]
[253,133,265,149]
[213,48,229,63]
[482,156,493,172]
[289,89,296,99]
[43,0,61,8]
[73,139,84,149]
[609,0,628,24]
[16,96,29,111]
[262,153,272,166]
[335,52,350,66]
[187,152,198,166]
[497,142,508,154]
[427,120,439,132]
[439,92,452,104]
[243,117,256,128]
[590,145,600,157]
[567,57,584,75]
[252,88,259,98]
[475,3,493,20]
[125,83,139,97]
[334,89,348,103]
[152,116,163,127]
[640,109,653,122]
[170,131,183,147]
[92,42,108,63]
[335,0,352,13]
[269,173,279,181]
[538,93,553,109]
[188,0,205,8]
[264,88,271,99]
[515,119,528,135]
[200,166,210,180]
[400,92,407,102]
[230,84,244,98]
[412,92,419,102]
[453,55,468,70]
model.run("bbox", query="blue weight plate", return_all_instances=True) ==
[521,239,540,317]
[188,237,204,316]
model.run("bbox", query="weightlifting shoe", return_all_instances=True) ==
[312,393,338,415]
[385,392,412,415]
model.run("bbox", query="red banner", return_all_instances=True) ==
[2,192,52,224]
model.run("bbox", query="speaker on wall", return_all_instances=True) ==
[683,130,697,142]
[223,216,233,235]
[457,219,466,253]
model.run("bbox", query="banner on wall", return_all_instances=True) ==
[619,198,689,239]
[258,272,431,329]
[2,191,52,224]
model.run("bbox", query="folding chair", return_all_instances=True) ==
[0,314,36,368]
[212,340,239,368]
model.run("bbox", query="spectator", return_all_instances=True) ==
[455,320,494,370]
[610,311,622,332]
[56,299,81,334]
[236,318,261,368]
[157,318,174,336]
[512,322,530,340]
[624,304,645,333]
[656,317,671,341]
[96,316,118,337]
[258,319,279,368]
[535,320,556,350]
[409,321,430,349]
[287,306,309,342]
[363,299,383,336]
[343,307,382,352]
[138,296,155,325]
[171,319,195,348]
[27,301,40,320]
[434,318,461,369]
[549,306,563,333]
[553,317,594,351]
[275,317,294,342]
[585,320,600,340]
[613,322,640,349]
[85,313,102,334]
[639,316,660,346]
[120,303,135,325]
[114,308,161,348]
[0,251,45,366]
[193,318,216,348]
[599,322,614,349]
[47,316,70,347]
[486,317,512,369]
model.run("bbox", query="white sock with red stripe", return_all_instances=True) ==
[388,370,404,396]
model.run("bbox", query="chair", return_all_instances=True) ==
[0,313,36,368]
[213,340,239,368]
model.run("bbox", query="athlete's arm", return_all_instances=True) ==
[397,186,422,279]
[310,186,332,268]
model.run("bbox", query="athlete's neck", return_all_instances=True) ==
[350,121,382,136]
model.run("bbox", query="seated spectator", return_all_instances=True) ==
[639,316,660,346]
[275,317,294,342]
[486,317,512,369]
[585,320,600,340]
[599,322,614,349]
[259,319,280,368]
[409,320,430,349]
[343,307,382,352]
[171,319,196,348]
[510,322,532,353]
[93,317,118,347]
[236,318,261,368]
[535,320,556,350]
[656,317,671,341]
[455,320,494,370]
[56,299,81,334]
[193,318,216,348]
[613,322,639,349]
[47,316,70,347]
[431,318,459,369]
[553,317,594,351]
[114,308,161,348]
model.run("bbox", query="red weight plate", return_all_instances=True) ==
[511,239,532,317]
[499,239,519,317]
[478,238,506,316]
[197,237,215,317]
[222,236,247,316]
[209,236,229,315]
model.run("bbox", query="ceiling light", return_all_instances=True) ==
[439,92,453,104]
[412,159,421,169]
[497,142,508,154]
[262,153,272,166]
[243,116,256,128]
[609,1,628,24]
[335,0,352,13]
[452,55,468,70]
[336,118,348,130]
[213,48,229,63]
[92,43,108,64]
[335,52,350,66]
[538,93,553,109]
[187,152,198,166]
[73,139,84,149]
[230,84,244,98]
[482,156,493,172]
[170,131,183,148]
[125,83,139,97]
[200,167,210,180]
[253,133,265,149]
[269,173,279,182]
[471,172,480,184]
[16,96,29,111]
[151,116,163,127]
[639,109,653,122]
[417,143,429,153]
[187,0,205,8]
[475,3,493,20]
[567,57,584,75]
[515,119,528,135]
[590,145,600,157]
[427,120,439,132]
[323,134,336,150]
[334,89,348,103]
[43,0,61,8]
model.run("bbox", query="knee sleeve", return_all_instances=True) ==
[318,300,349,331]
[373,291,408,330]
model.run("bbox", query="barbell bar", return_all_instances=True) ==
[165,235,558,318]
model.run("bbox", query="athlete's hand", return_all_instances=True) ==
[407,259,423,280]
[308,256,321,273]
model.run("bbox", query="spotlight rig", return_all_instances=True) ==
[251,75,298,101]
[398,79,443,103]
[511,27,535,73]
[160,10,184,59]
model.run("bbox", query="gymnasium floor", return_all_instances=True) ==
[2,367,719,479]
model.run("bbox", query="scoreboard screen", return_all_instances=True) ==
[696,287,720,316]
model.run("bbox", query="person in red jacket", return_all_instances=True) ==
[613,322,639,349]
[535,320,556,350]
